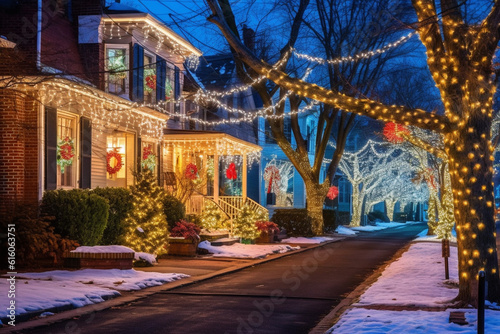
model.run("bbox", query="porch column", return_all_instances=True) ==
[214,152,219,202]
[242,153,247,201]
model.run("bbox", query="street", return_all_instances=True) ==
[18,223,427,334]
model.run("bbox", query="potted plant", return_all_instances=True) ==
[255,221,280,244]
[168,220,201,256]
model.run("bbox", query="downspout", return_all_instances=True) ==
[37,0,42,69]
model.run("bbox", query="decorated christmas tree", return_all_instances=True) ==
[199,201,227,232]
[122,170,169,255]
[233,204,261,241]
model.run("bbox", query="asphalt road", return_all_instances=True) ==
[19,222,427,334]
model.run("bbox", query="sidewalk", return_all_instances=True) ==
[1,237,345,333]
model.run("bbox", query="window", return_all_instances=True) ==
[144,52,156,104]
[57,114,78,188]
[142,142,157,175]
[106,46,129,96]
[338,178,350,204]
[107,135,127,182]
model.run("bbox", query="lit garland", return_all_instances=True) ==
[292,32,416,65]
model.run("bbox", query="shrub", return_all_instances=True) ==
[233,204,261,240]
[163,194,186,230]
[92,187,133,245]
[41,189,109,245]
[170,219,201,241]
[5,206,79,268]
[323,209,339,232]
[271,209,313,237]
[368,210,390,222]
[199,201,228,231]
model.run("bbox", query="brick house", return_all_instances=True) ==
[0,0,202,219]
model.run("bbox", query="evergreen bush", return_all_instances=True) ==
[92,187,133,245]
[271,209,313,236]
[163,194,186,230]
[199,201,228,231]
[233,204,261,240]
[41,189,109,245]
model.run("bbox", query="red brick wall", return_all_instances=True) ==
[0,90,39,220]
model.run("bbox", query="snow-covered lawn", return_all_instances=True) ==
[327,241,500,333]
[0,269,188,325]
[351,221,410,231]
[335,225,358,235]
[281,236,335,244]
[198,240,299,258]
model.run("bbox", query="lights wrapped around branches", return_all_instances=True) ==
[383,122,410,143]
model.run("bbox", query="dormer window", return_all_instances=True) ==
[106,45,129,97]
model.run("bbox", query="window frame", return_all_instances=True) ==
[56,111,79,189]
[105,44,130,98]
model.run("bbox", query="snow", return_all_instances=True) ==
[135,252,157,265]
[327,241,500,333]
[198,240,299,259]
[0,269,189,324]
[351,222,407,231]
[335,225,358,235]
[415,228,458,243]
[281,236,335,244]
[71,245,134,253]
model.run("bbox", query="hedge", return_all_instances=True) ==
[163,194,186,230]
[41,189,109,245]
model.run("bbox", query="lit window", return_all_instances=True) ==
[57,114,77,188]
[144,53,156,104]
[106,46,129,96]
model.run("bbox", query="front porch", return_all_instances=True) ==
[162,130,267,227]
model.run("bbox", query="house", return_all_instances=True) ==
[0,0,269,225]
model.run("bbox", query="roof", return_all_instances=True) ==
[194,54,236,91]
[105,3,143,14]
[163,129,262,154]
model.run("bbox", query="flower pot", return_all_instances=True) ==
[256,232,276,244]
[168,237,199,257]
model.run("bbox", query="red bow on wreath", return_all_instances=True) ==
[226,162,237,180]
[327,186,339,200]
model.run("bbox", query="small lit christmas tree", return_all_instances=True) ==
[233,204,261,242]
[122,170,169,255]
[199,201,227,231]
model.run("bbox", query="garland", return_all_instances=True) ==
[141,145,157,171]
[107,149,123,175]
[184,163,198,180]
[57,137,75,174]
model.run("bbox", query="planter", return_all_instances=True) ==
[63,251,134,269]
[255,232,276,244]
[168,237,199,257]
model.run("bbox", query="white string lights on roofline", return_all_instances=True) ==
[292,31,416,65]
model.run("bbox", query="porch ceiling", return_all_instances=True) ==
[163,130,261,156]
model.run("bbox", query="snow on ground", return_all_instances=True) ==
[415,228,458,243]
[16,269,188,291]
[356,242,458,306]
[71,245,134,253]
[327,241,500,333]
[198,240,299,258]
[335,225,358,235]
[0,269,189,324]
[350,222,407,231]
[281,236,335,244]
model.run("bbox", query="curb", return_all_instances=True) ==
[309,241,414,334]
[0,237,345,333]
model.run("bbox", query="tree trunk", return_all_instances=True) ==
[385,199,397,221]
[446,114,500,304]
[305,183,329,235]
[350,185,363,227]
[427,189,439,235]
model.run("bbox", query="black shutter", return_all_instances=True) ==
[174,66,180,113]
[132,44,144,102]
[156,55,166,102]
[80,117,92,189]
[45,107,57,190]
[137,136,142,173]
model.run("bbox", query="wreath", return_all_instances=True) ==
[226,162,237,180]
[185,163,198,180]
[144,68,156,93]
[57,137,75,174]
[107,149,123,175]
[141,145,157,171]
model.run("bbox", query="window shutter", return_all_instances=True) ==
[45,107,57,190]
[132,44,144,101]
[156,55,166,102]
[80,117,92,189]
[137,136,142,173]
[174,66,180,100]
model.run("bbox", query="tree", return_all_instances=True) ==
[122,170,169,255]
[206,0,500,304]
[208,0,412,235]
